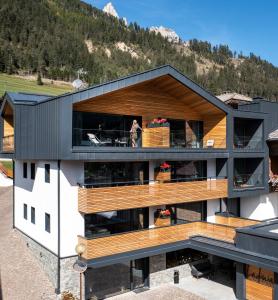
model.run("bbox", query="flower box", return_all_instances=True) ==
[154,209,171,227]
[142,126,170,148]
[154,162,171,182]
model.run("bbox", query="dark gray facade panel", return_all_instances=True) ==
[236,263,245,300]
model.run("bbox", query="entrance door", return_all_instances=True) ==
[131,258,149,290]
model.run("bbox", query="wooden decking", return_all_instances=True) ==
[79,221,235,260]
[78,179,228,213]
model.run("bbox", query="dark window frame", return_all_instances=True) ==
[23,162,28,178]
[45,164,50,183]
[45,213,51,233]
[31,207,35,224]
[23,204,27,220]
[30,163,36,180]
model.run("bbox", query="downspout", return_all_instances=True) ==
[56,160,61,294]
[12,159,15,228]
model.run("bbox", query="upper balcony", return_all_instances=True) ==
[72,75,227,152]
[234,117,263,151]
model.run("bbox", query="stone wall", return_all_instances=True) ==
[60,256,80,297]
[19,230,58,288]
[19,230,81,297]
[149,254,191,287]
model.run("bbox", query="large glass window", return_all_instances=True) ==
[167,201,207,224]
[73,111,142,147]
[169,161,207,181]
[234,118,263,150]
[84,162,149,187]
[166,249,208,269]
[234,158,264,189]
[85,208,149,238]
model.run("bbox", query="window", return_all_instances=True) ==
[45,164,50,183]
[45,213,50,233]
[23,162,28,178]
[30,163,36,180]
[31,207,35,224]
[23,204,27,220]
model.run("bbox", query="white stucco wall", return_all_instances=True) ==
[60,161,84,257]
[240,193,278,220]
[207,158,216,179]
[14,160,59,254]
[207,199,220,222]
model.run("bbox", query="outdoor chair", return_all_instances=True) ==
[115,137,129,147]
[87,133,112,146]
[190,259,214,279]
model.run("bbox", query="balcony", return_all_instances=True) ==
[234,118,263,151]
[73,128,226,149]
[234,173,263,189]
[78,221,236,260]
[2,135,14,152]
[78,177,228,214]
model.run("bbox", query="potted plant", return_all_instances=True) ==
[159,162,171,173]
[154,208,171,227]
[147,118,170,128]
[158,208,171,219]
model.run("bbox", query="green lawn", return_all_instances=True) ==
[0,73,73,96]
[0,160,13,171]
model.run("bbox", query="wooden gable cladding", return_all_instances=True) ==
[78,222,235,260]
[73,75,227,149]
[203,114,226,148]
[2,102,14,152]
[78,179,228,213]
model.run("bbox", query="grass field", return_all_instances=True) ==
[0,160,13,171]
[0,73,73,96]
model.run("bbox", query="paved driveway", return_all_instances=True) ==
[108,285,204,300]
[0,187,57,300]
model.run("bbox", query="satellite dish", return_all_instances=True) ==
[72,79,85,90]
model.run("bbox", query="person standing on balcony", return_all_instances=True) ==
[130,120,142,147]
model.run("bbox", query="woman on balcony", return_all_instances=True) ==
[130,120,142,147]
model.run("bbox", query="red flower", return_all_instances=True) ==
[160,162,170,169]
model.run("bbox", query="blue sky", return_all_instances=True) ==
[87,0,278,66]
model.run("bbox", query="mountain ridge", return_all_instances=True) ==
[0,0,277,100]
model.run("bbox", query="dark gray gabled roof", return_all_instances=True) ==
[15,65,231,113]
[5,92,52,105]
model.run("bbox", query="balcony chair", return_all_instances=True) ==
[190,259,214,279]
[115,137,129,147]
[206,139,214,148]
[87,133,112,146]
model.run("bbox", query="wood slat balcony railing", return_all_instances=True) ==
[78,222,236,260]
[78,178,228,214]
[2,135,14,152]
[213,215,259,228]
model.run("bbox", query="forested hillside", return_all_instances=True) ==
[0,0,278,100]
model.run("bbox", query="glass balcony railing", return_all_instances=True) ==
[234,135,263,150]
[234,173,263,189]
[73,128,226,149]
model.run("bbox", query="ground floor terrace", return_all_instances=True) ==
[78,216,278,300]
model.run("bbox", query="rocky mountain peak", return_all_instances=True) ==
[150,26,180,43]
[103,2,119,19]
